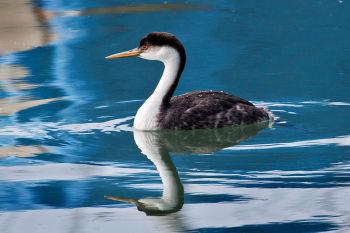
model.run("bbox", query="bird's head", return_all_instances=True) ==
[106,32,185,63]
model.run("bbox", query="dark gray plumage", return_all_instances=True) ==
[158,91,271,130]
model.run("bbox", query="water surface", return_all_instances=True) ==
[1,0,350,232]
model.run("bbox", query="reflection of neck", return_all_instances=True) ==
[133,131,184,211]
[148,146,183,204]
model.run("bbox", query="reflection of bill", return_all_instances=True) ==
[106,122,269,216]
[0,0,57,55]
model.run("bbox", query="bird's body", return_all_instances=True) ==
[106,32,273,131]
[158,91,271,130]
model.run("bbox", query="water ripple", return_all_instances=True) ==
[225,135,350,150]
[0,163,155,182]
[0,116,134,139]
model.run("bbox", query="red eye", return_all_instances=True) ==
[142,45,148,50]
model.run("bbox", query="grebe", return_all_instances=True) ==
[106,32,273,130]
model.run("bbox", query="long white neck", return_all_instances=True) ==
[134,47,181,130]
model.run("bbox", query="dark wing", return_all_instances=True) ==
[158,91,270,130]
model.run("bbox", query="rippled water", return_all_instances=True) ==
[1,1,350,232]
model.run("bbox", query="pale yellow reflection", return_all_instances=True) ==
[0,0,57,55]
[0,96,62,116]
[0,64,62,116]
[60,3,208,17]
[0,145,49,158]
[0,65,38,91]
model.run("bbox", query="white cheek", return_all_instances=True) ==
[139,47,161,60]
[139,46,175,62]
[140,52,158,60]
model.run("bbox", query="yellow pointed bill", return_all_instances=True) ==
[105,48,140,59]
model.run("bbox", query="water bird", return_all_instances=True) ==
[106,32,273,130]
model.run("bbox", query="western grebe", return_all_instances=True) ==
[106,32,273,130]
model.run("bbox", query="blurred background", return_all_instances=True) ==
[0,0,350,232]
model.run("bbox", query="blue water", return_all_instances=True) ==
[1,0,350,232]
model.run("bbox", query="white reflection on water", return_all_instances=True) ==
[0,207,181,233]
[0,185,349,233]
[225,134,350,150]
[185,162,350,184]
[0,163,155,182]
[49,116,134,133]
[0,116,134,139]
[301,101,350,106]
[115,99,144,104]
[254,99,350,108]
[183,185,350,230]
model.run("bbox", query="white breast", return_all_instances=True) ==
[133,99,161,130]
[133,46,181,130]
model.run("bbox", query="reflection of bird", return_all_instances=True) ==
[106,32,273,130]
[105,122,268,216]
[155,121,270,154]
[107,130,184,216]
